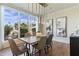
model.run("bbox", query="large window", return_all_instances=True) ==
[3,6,38,41]
[20,13,28,37]
[30,15,38,33]
[4,8,19,40]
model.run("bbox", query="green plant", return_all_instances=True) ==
[20,28,28,37]
[20,23,28,37]
[4,25,13,37]
[32,28,36,36]
[32,28,36,32]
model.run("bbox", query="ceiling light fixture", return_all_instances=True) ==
[39,3,48,7]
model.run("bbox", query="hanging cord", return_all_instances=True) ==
[32,3,33,14]
[36,3,37,15]
[28,3,29,13]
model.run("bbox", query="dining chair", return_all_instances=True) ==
[8,39,29,56]
[32,36,47,56]
[46,34,53,48]
[45,34,53,54]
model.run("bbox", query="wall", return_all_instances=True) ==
[0,5,3,50]
[45,5,79,44]
[0,5,1,50]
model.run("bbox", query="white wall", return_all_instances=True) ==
[0,6,10,49]
[0,5,1,49]
[45,5,79,44]
[0,6,3,49]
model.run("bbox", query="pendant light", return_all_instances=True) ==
[39,4,41,24]
[38,4,41,32]
[32,3,33,14]
[36,3,37,15]
[36,3,38,32]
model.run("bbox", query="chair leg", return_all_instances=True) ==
[44,48,47,55]
[35,49,37,56]
[50,43,52,49]
[50,45,52,49]
[39,50,41,56]
[13,54,15,56]
[32,47,37,56]
[24,53,25,56]
[32,47,34,55]
[26,51,29,56]
[47,46,49,54]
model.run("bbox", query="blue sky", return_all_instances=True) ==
[4,9,36,26]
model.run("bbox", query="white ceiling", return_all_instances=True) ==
[10,3,44,15]
[45,3,78,14]
[1,3,78,15]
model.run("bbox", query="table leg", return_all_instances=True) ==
[29,44,32,56]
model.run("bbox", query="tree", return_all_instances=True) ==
[4,25,13,37]
[14,23,18,30]
[20,23,28,37]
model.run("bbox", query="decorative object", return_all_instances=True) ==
[32,28,36,36]
[56,16,67,37]
[39,3,48,7]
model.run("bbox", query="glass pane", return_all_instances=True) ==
[20,13,28,37]
[30,16,36,27]
[4,8,18,40]
[30,15,38,35]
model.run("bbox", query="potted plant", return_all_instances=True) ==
[32,28,36,36]
[20,28,28,37]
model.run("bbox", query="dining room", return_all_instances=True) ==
[0,3,74,56]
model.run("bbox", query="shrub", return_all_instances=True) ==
[4,25,13,37]
[20,28,28,37]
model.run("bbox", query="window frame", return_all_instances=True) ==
[1,5,38,41]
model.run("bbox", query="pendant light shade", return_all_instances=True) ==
[39,3,48,7]
[38,4,41,32]
[39,4,40,22]
[36,3,37,15]
[28,3,29,13]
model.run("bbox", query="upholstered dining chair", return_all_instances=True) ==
[8,39,29,56]
[32,36,47,56]
[45,34,53,48]
[44,34,53,54]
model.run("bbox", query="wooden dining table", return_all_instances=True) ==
[19,35,46,55]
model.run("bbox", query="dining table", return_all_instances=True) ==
[19,35,46,55]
